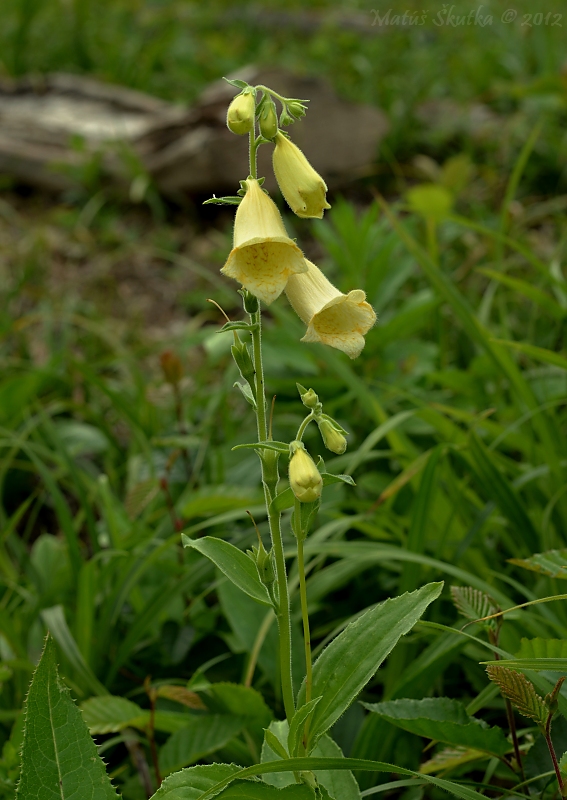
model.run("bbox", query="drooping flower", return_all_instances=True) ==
[285,260,376,359]
[221,179,307,305]
[318,418,348,455]
[288,441,322,503]
[272,132,331,219]
[226,90,256,135]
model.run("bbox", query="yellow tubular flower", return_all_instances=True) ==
[289,442,322,503]
[272,132,331,219]
[285,260,376,359]
[221,179,307,305]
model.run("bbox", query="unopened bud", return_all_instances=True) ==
[259,99,278,140]
[289,441,322,503]
[318,418,347,455]
[287,100,308,120]
[297,384,318,409]
[248,537,275,586]
[239,289,259,315]
[231,338,255,383]
[160,350,183,385]
[227,90,256,135]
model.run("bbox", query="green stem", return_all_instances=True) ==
[296,412,315,442]
[296,524,313,706]
[250,307,295,722]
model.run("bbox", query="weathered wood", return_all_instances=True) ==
[0,67,389,196]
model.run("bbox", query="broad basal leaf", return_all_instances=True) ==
[16,635,119,800]
[509,549,567,579]
[215,782,315,799]
[150,764,243,800]
[486,665,547,727]
[160,715,245,775]
[182,535,272,606]
[297,582,443,749]
[362,698,509,756]
[80,695,145,734]
[202,683,273,729]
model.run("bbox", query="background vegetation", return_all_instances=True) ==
[0,0,567,797]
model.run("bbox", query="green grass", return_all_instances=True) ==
[1,1,567,797]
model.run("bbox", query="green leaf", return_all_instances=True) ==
[493,339,567,370]
[40,605,108,697]
[421,747,489,775]
[518,638,567,660]
[189,756,486,800]
[202,683,273,729]
[151,764,243,800]
[15,635,119,799]
[80,695,145,733]
[478,268,566,319]
[509,549,567,579]
[215,783,315,799]
[362,698,510,756]
[287,698,321,758]
[234,381,257,408]
[296,582,443,748]
[160,715,245,775]
[450,586,500,629]
[483,658,567,672]
[311,735,361,800]
[182,535,272,606]
[232,442,289,454]
[486,665,548,726]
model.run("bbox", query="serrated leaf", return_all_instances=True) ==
[509,549,567,579]
[16,635,119,799]
[559,750,567,776]
[297,583,443,749]
[160,715,245,775]
[215,782,315,799]
[182,535,272,607]
[362,698,509,756]
[157,685,206,709]
[517,638,567,660]
[80,695,145,734]
[151,763,243,799]
[202,683,273,728]
[450,586,500,628]
[486,665,548,726]
[420,746,489,775]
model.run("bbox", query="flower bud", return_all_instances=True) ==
[231,338,255,383]
[248,539,276,587]
[272,131,331,219]
[259,99,278,140]
[297,384,318,409]
[289,441,322,503]
[286,100,308,120]
[227,90,256,135]
[318,418,347,455]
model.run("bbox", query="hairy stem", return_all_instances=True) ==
[250,308,295,722]
[545,712,565,798]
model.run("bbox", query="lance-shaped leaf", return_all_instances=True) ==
[420,746,490,775]
[518,638,567,660]
[509,549,567,580]
[296,582,443,749]
[486,665,548,727]
[159,715,246,775]
[362,698,509,756]
[450,586,501,630]
[15,635,119,800]
[151,764,244,800]
[182,535,272,606]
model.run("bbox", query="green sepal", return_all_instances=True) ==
[223,77,252,90]
[203,195,243,206]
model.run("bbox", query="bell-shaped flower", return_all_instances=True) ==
[272,132,331,219]
[285,260,376,359]
[221,178,307,305]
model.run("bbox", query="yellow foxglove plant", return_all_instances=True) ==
[285,259,377,359]
[181,78,443,799]
[221,177,306,304]
[272,130,331,219]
